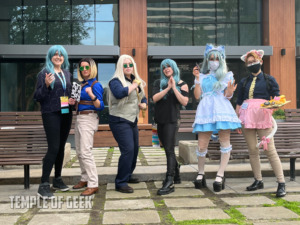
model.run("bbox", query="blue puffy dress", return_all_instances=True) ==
[192,71,241,133]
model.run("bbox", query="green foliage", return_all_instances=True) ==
[272,109,286,120]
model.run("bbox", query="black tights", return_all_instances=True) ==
[157,122,179,177]
[41,111,72,183]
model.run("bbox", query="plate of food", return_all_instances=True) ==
[261,95,291,109]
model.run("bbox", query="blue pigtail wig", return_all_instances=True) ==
[45,45,70,75]
[159,59,181,93]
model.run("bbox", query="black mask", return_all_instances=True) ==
[247,63,261,74]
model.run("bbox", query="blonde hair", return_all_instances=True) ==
[77,58,97,81]
[245,52,263,65]
[108,54,146,108]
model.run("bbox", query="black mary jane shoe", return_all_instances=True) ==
[246,179,264,191]
[276,182,286,197]
[213,175,225,192]
[193,174,207,189]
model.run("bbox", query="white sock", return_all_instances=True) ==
[215,152,230,182]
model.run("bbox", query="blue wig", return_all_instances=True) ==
[201,49,228,91]
[159,59,181,93]
[45,45,70,74]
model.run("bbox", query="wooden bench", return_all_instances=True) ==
[285,109,300,122]
[94,124,153,147]
[178,110,300,181]
[178,110,197,139]
[0,111,76,189]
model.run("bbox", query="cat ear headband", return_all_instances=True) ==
[241,50,264,62]
[204,44,226,59]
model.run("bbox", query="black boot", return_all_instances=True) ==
[246,179,264,191]
[276,183,286,197]
[174,163,181,184]
[157,176,174,195]
[193,174,207,189]
[213,175,225,192]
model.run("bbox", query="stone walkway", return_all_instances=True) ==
[0,147,300,225]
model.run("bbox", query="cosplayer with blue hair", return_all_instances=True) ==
[160,59,181,93]
[152,58,189,196]
[45,45,70,89]
[192,44,241,193]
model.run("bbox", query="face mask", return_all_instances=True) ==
[247,62,261,74]
[208,61,219,71]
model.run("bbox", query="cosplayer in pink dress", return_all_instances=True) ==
[236,49,286,197]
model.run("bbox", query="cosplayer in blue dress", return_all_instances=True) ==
[192,44,241,193]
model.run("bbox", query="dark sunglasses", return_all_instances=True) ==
[79,66,90,71]
[162,65,171,70]
[123,63,134,68]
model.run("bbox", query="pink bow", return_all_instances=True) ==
[259,136,270,150]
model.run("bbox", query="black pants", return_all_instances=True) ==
[157,121,179,177]
[109,117,139,188]
[41,111,72,183]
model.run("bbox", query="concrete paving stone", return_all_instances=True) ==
[161,188,204,197]
[145,158,166,162]
[164,197,215,208]
[0,203,28,214]
[238,206,299,220]
[0,216,20,225]
[54,192,81,199]
[143,153,166,156]
[221,196,275,206]
[95,162,105,166]
[106,182,147,190]
[28,213,90,225]
[254,222,300,225]
[106,189,150,199]
[147,161,166,165]
[170,208,230,221]
[283,194,300,202]
[102,210,160,224]
[154,181,194,189]
[0,185,39,202]
[39,200,93,212]
[104,199,155,210]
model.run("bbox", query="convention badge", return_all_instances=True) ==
[71,82,81,102]
[241,102,248,109]
[60,96,69,114]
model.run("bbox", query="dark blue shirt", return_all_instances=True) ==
[236,71,280,106]
[78,78,105,112]
[34,68,72,114]
[109,75,147,104]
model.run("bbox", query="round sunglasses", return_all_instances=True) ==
[79,66,90,71]
[123,63,133,68]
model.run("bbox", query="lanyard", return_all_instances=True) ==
[55,71,67,94]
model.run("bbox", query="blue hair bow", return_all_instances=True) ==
[204,44,226,59]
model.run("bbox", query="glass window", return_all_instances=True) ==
[48,0,71,21]
[0,0,22,20]
[72,0,95,21]
[0,21,22,44]
[72,22,95,45]
[194,24,216,46]
[239,0,261,22]
[48,22,71,45]
[24,22,47,44]
[0,61,42,111]
[23,0,46,20]
[170,0,193,22]
[240,24,261,45]
[96,22,118,46]
[217,24,238,45]
[96,0,118,21]
[296,24,300,46]
[147,23,170,46]
[147,0,169,22]
[216,0,238,22]
[170,23,193,45]
[296,0,300,23]
[147,0,262,46]
[194,1,216,22]
[297,59,300,107]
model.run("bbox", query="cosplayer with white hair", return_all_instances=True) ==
[108,54,147,194]
[192,44,241,192]
[236,49,286,197]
